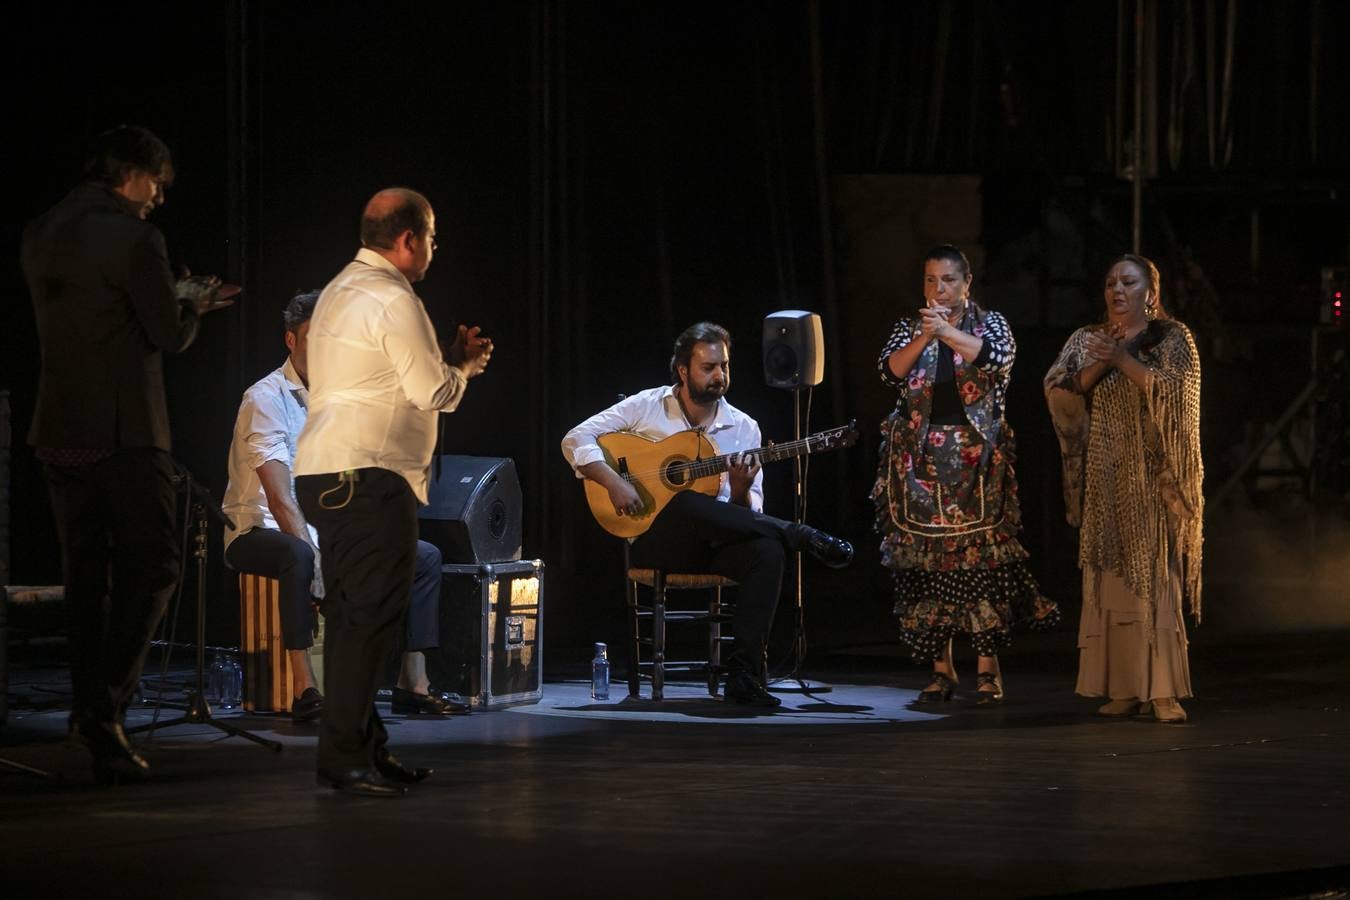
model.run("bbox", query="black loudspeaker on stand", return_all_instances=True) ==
[763,310,825,390]
[762,310,831,695]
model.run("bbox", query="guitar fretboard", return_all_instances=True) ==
[661,431,843,481]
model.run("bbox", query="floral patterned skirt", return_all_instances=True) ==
[872,420,1059,662]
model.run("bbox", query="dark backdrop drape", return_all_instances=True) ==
[7,0,1347,661]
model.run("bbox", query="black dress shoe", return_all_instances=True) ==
[291,687,324,723]
[375,751,433,784]
[316,767,406,797]
[723,669,782,708]
[80,721,149,784]
[790,525,854,568]
[390,686,468,716]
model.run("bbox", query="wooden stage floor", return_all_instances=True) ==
[2,631,1347,899]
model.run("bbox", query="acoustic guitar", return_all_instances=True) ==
[584,420,859,538]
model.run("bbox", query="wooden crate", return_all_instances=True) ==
[239,574,294,713]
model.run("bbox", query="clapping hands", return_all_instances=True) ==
[918,307,950,340]
[445,324,494,377]
[1084,323,1126,367]
[175,272,239,315]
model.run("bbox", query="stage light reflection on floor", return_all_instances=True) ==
[510,681,947,726]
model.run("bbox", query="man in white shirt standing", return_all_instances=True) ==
[294,188,492,797]
[561,322,853,708]
[222,290,466,725]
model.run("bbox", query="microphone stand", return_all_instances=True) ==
[770,386,832,695]
[126,466,282,753]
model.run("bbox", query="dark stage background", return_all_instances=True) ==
[6,2,1348,668]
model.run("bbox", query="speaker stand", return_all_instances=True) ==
[769,385,832,696]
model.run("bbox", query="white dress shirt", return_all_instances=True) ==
[560,384,765,512]
[294,248,466,503]
[222,357,317,551]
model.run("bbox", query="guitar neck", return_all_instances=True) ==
[681,435,824,480]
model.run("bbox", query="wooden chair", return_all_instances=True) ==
[624,546,735,701]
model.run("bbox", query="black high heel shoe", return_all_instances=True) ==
[975,672,1004,705]
[915,671,955,704]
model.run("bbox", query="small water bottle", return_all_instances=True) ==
[220,653,242,710]
[207,652,225,703]
[591,642,610,700]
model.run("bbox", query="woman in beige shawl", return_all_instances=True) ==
[1044,254,1203,724]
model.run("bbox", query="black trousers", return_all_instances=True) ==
[224,527,442,652]
[629,491,788,662]
[43,448,180,724]
[296,468,417,772]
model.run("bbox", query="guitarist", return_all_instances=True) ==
[561,322,853,707]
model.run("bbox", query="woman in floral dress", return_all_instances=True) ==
[872,244,1058,704]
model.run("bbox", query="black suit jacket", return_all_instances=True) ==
[21,184,200,452]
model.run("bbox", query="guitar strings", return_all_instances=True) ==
[613,433,840,482]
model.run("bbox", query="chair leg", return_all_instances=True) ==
[707,585,722,697]
[652,570,666,702]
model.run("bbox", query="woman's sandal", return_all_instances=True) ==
[975,671,1004,705]
[915,671,955,704]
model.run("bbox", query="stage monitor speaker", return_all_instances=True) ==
[763,310,825,389]
[418,456,522,564]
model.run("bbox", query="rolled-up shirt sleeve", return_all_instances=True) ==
[380,293,467,412]
[237,385,293,472]
[560,395,647,474]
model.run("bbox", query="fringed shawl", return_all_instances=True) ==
[1044,320,1204,627]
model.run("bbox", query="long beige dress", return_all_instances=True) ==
[1045,319,1204,702]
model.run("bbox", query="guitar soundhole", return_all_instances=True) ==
[664,460,689,487]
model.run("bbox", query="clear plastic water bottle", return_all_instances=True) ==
[207,652,226,703]
[591,642,610,700]
[219,652,242,710]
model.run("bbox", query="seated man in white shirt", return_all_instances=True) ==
[561,321,853,707]
[222,290,465,722]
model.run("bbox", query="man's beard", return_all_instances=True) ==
[687,382,726,404]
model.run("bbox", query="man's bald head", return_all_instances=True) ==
[360,187,433,251]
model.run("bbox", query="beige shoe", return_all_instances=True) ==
[1097,698,1141,717]
[1151,697,1187,724]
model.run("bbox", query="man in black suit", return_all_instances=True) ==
[21,125,236,783]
